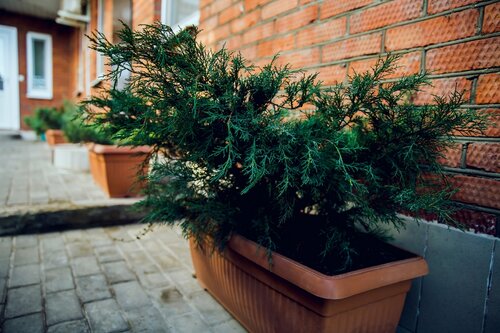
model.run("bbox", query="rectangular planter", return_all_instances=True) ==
[190,235,428,333]
[88,144,150,198]
[45,129,67,146]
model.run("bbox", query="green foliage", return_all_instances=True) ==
[24,107,64,135]
[62,101,113,144]
[83,23,488,271]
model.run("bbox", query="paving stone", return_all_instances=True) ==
[0,259,10,278]
[418,225,495,333]
[169,312,211,333]
[2,312,44,333]
[484,239,500,333]
[0,277,6,303]
[168,269,204,296]
[95,246,122,263]
[44,266,74,293]
[64,230,87,244]
[13,246,39,266]
[71,256,101,276]
[125,306,170,333]
[47,319,90,333]
[41,236,65,253]
[0,238,12,260]
[85,299,129,333]
[43,250,69,270]
[4,284,42,318]
[211,319,246,333]
[75,274,111,303]
[9,264,40,287]
[46,290,83,326]
[189,290,231,325]
[150,253,182,272]
[67,242,94,258]
[149,287,192,318]
[102,261,135,284]
[138,272,172,289]
[113,281,151,310]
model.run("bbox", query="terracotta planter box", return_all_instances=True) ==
[88,144,150,198]
[190,235,428,333]
[45,129,67,146]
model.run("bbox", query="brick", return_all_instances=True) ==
[205,24,231,46]
[209,0,232,16]
[44,267,74,293]
[322,33,382,62]
[200,15,218,32]
[242,22,274,45]
[453,209,497,235]
[476,73,500,104]
[3,313,44,333]
[85,299,129,333]
[262,0,298,20]
[315,64,347,85]
[483,3,500,34]
[350,0,423,34]
[9,264,40,287]
[386,9,479,51]
[275,5,318,34]
[296,17,347,48]
[412,77,472,105]
[466,143,500,173]
[46,290,83,326]
[231,9,261,34]
[244,0,270,11]
[320,0,372,19]
[437,143,463,168]
[257,34,295,58]
[219,4,242,25]
[426,37,500,74]
[428,0,481,14]
[75,274,111,303]
[275,47,321,69]
[482,109,500,137]
[450,174,500,209]
[4,284,42,318]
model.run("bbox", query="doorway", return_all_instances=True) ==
[0,25,20,130]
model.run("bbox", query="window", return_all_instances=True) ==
[162,0,200,29]
[95,0,105,80]
[26,32,52,99]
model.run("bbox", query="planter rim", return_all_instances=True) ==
[92,144,150,155]
[45,129,64,134]
[227,234,428,300]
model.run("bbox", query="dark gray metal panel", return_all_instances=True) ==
[388,218,429,333]
[417,224,494,333]
[484,240,500,333]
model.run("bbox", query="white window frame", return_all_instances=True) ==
[94,0,105,82]
[26,32,52,99]
[161,0,200,31]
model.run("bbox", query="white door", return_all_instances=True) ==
[0,25,20,130]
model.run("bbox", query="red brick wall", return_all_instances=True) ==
[0,10,79,130]
[132,0,162,28]
[198,0,500,236]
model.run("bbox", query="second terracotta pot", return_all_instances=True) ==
[45,129,67,146]
[88,144,150,198]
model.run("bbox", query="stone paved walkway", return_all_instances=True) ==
[0,223,245,333]
[0,133,137,213]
